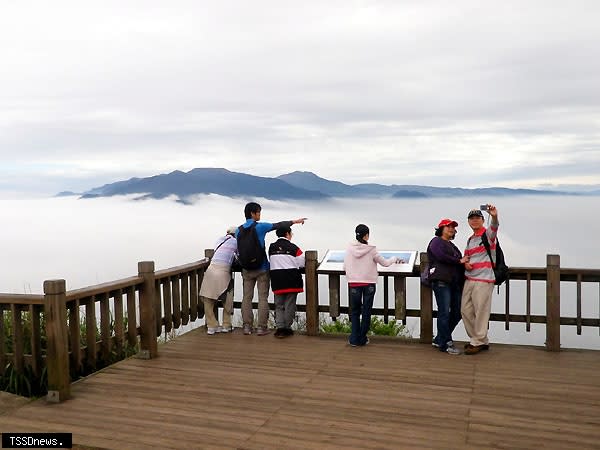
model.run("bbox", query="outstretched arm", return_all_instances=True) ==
[271,217,308,231]
[374,253,398,267]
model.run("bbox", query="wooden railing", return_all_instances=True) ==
[1,250,599,404]
[316,253,600,352]
[0,258,210,403]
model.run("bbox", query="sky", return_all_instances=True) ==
[1,0,599,195]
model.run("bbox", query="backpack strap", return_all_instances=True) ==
[480,232,495,268]
[481,232,502,293]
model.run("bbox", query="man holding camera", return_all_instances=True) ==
[461,204,499,355]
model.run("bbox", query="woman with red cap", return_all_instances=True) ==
[427,219,470,355]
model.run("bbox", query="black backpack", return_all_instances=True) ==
[480,232,509,286]
[236,223,266,270]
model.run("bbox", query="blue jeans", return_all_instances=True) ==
[431,280,462,351]
[349,284,376,346]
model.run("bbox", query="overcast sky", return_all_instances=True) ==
[1,0,599,195]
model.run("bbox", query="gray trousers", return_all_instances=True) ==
[274,292,298,329]
[241,269,270,329]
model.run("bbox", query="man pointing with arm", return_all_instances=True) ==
[236,201,307,336]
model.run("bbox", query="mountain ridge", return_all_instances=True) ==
[65,168,587,202]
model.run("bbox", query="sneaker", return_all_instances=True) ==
[219,326,234,333]
[446,345,461,355]
[432,341,440,348]
[243,325,253,335]
[207,327,218,335]
[348,339,359,347]
[365,337,370,345]
[256,327,271,336]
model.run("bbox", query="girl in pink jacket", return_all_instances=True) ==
[343,224,399,346]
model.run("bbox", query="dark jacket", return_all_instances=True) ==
[268,238,305,294]
[426,236,464,284]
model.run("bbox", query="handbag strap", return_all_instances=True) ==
[213,235,232,254]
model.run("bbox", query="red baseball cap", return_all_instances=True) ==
[437,218,458,228]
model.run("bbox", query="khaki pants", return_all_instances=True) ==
[202,279,234,329]
[460,279,494,346]
[241,269,270,329]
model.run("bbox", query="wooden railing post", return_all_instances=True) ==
[419,252,433,344]
[138,261,158,359]
[44,279,70,403]
[328,274,340,320]
[305,250,319,336]
[546,254,561,351]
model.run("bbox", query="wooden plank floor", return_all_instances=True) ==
[1,330,600,450]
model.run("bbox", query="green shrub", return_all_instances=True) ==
[320,315,410,338]
[2,309,137,397]
[369,316,410,337]
[320,316,352,333]
[0,363,47,397]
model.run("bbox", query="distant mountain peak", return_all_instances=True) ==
[69,168,590,203]
[78,167,327,201]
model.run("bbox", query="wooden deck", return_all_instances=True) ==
[1,330,600,450]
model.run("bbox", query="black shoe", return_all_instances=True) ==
[274,328,285,338]
[284,328,294,336]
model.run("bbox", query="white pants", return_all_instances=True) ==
[460,279,494,346]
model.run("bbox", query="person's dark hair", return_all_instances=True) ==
[355,224,369,244]
[244,202,261,219]
[434,227,443,237]
[276,226,292,238]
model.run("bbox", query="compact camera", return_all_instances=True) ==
[480,204,489,211]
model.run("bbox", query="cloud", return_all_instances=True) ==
[2,193,599,348]
[1,1,600,193]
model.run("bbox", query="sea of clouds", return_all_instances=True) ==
[2,194,598,349]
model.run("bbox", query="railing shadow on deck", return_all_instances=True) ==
[1,250,599,404]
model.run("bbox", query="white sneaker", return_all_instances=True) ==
[219,326,234,333]
[207,327,218,335]
[446,345,461,355]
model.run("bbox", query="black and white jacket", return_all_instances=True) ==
[268,237,305,294]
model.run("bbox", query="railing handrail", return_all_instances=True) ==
[154,258,210,279]
[65,275,144,301]
[0,293,44,306]
[317,264,600,279]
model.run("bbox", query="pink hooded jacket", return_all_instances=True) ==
[343,241,397,284]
